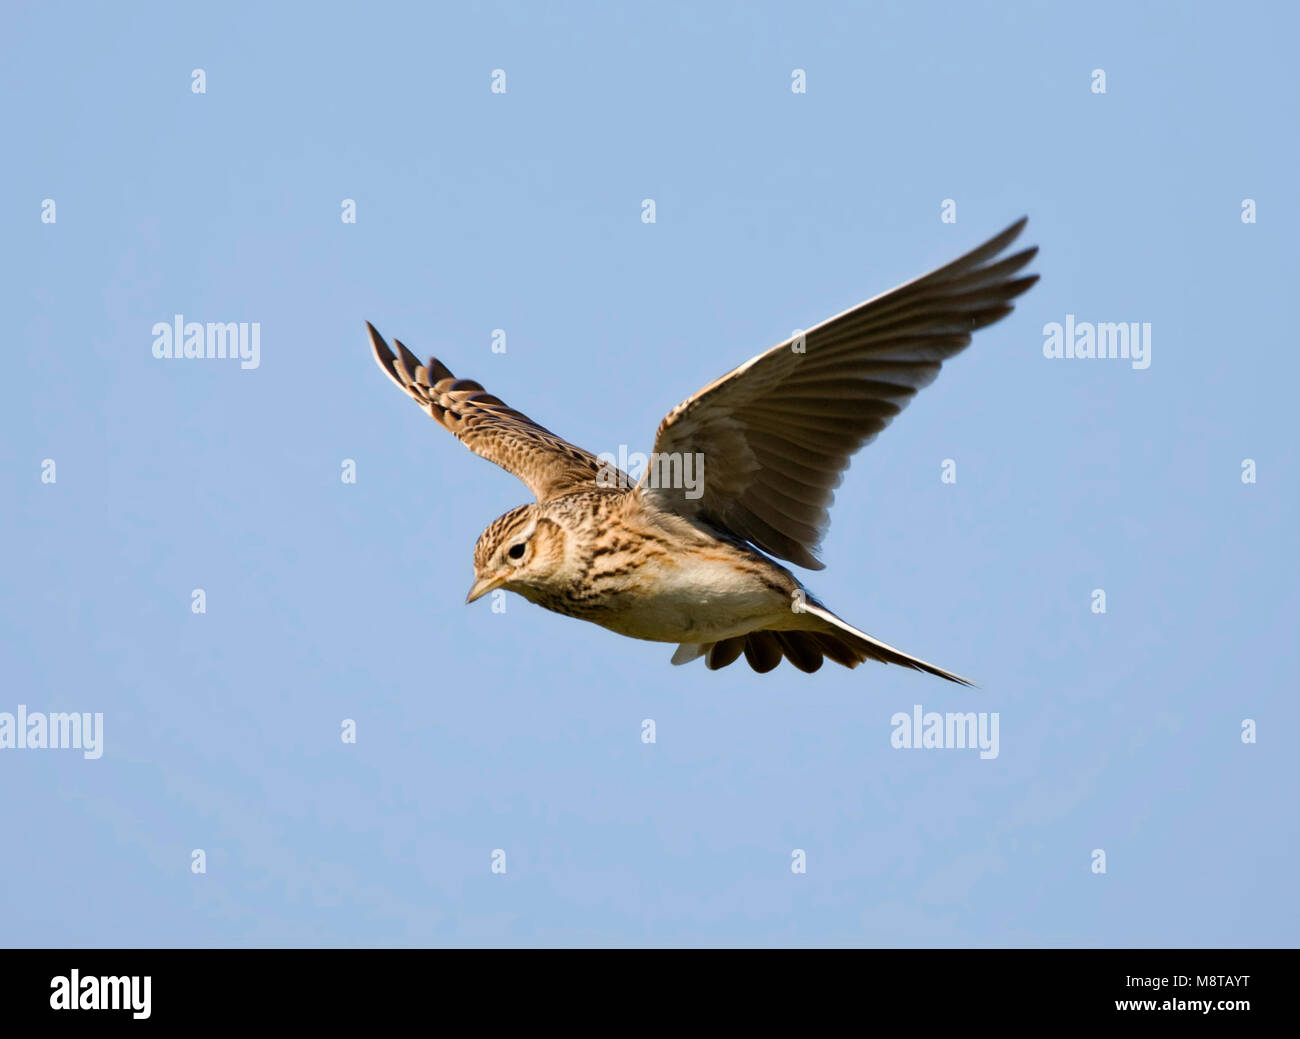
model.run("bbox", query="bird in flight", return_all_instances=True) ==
[368,218,1037,681]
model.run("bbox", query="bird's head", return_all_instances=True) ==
[466,504,571,604]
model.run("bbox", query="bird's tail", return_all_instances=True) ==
[670,601,974,684]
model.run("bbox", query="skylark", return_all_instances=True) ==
[368,218,1037,681]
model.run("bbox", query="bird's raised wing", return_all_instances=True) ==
[368,323,626,502]
[639,218,1038,569]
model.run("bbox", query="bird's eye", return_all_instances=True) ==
[507,542,526,560]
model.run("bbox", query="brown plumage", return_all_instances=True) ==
[369,219,1038,680]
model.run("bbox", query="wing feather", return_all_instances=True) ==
[640,218,1038,568]
[368,323,628,502]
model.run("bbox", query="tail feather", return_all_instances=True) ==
[705,636,746,670]
[775,631,825,673]
[668,603,974,685]
[810,631,860,669]
[797,600,975,685]
[742,631,783,673]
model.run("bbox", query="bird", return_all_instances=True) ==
[367,217,1037,681]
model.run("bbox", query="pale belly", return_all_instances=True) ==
[580,555,796,644]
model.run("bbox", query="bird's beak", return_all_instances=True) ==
[465,573,508,604]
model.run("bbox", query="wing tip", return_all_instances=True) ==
[365,320,385,354]
[987,214,1030,256]
[366,321,406,387]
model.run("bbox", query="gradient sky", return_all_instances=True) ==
[2,0,1296,947]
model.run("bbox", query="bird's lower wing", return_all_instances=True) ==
[638,218,1038,568]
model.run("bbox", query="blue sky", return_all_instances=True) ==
[1,0,1296,947]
